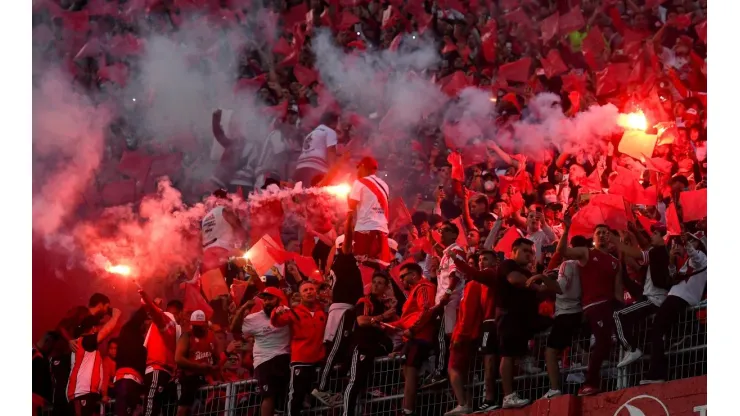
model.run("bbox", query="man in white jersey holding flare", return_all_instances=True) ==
[346,156,391,266]
[293,113,339,186]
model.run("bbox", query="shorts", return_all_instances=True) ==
[254,354,291,398]
[113,378,142,416]
[72,393,101,416]
[497,313,552,358]
[353,231,391,264]
[402,339,432,369]
[177,375,206,407]
[448,339,474,372]
[546,313,584,350]
[479,320,499,355]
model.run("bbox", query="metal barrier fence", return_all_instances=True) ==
[42,302,707,416]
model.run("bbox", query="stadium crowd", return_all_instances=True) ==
[32,0,708,415]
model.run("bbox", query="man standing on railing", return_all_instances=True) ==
[387,262,436,416]
[231,287,291,416]
[642,232,707,385]
[342,271,395,416]
[174,310,221,416]
[423,221,466,390]
[610,224,671,368]
[558,214,623,397]
[270,281,328,416]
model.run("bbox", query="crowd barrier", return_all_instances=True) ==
[41,302,707,416]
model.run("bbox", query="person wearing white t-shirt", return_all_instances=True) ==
[642,232,707,385]
[346,156,391,265]
[294,114,339,186]
[231,287,291,416]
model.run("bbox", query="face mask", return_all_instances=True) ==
[544,194,557,204]
[484,181,496,192]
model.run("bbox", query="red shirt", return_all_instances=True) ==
[271,303,327,364]
[181,330,216,378]
[479,281,497,321]
[390,279,436,342]
[452,281,484,343]
[579,248,619,308]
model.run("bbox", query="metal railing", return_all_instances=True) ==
[43,302,707,416]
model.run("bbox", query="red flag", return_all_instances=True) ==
[234,74,267,92]
[570,203,605,237]
[582,26,605,57]
[636,214,659,235]
[287,253,323,281]
[117,150,153,183]
[440,71,470,96]
[183,278,214,320]
[559,7,585,35]
[382,6,401,29]
[695,20,707,44]
[481,32,496,63]
[389,258,414,289]
[282,3,308,28]
[149,153,184,179]
[389,34,402,51]
[74,39,103,60]
[591,194,629,231]
[500,0,520,11]
[107,34,144,58]
[389,198,412,232]
[561,70,587,94]
[450,217,468,248]
[541,49,568,78]
[503,8,529,26]
[98,64,129,87]
[359,264,375,286]
[643,157,673,174]
[447,152,465,181]
[665,204,681,235]
[409,237,433,255]
[246,236,289,276]
[337,11,360,30]
[618,131,658,161]
[293,64,318,86]
[580,169,603,193]
[279,51,299,67]
[679,189,707,222]
[273,37,292,56]
[498,57,532,83]
[541,13,559,43]
[441,41,458,55]
[101,179,137,206]
[494,227,523,258]
[62,10,90,33]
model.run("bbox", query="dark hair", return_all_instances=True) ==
[594,224,611,232]
[261,178,280,190]
[479,249,496,259]
[298,280,317,289]
[441,221,460,236]
[371,272,390,285]
[570,235,590,248]
[400,262,423,277]
[213,188,229,199]
[467,253,480,265]
[671,175,689,188]
[108,337,119,346]
[428,214,444,227]
[481,212,496,222]
[472,195,488,208]
[411,211,429,228]
[167,300,184,313]
[76,315,101,338]
[88,293,110,308]
[511,237,535,250]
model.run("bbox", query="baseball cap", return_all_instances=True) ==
[258,287,288,305]
[357,156,378,170]
[190,310,207,326]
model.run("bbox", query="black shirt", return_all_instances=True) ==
[495,259,539,318]
[50,353,71,404]
[331,252,364,305]
[353,294,393,354]
[115,307,149,379]
[32,348,52,402]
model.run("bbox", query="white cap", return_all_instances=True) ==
[335,234,345,247]
[190,310,207,326]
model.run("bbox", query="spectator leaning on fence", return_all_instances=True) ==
[174,310,221,416]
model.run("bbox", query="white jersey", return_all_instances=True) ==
[349,175,390,233]
[201,206,237,251]
[241,311,291,368]
[295,124,338,173]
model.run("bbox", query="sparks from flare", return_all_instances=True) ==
[617,111,648,131]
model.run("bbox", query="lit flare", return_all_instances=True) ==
[325,183,351,198]
[106,264,132,276]
[617,111,648,131]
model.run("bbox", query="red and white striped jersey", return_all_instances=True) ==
[66,335,103,400]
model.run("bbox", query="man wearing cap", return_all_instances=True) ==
[231,287,291,416]
[346,155,391,266]
[174,310,220,416]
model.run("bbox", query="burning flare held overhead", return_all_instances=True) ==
[617,111,648,131]
[106,264,132,276]
[324,183,352,198]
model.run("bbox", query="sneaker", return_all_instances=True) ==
[542,389,562,399]
[420,376,448,390]
[578,385,601,396]
[502,393,530,409]
[474,400,500,413]
[617,349,643,368]
[311,389,338,407]
[640,379,665,385]
[443,405,472,416]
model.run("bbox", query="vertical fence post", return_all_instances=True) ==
[224,382,234,416]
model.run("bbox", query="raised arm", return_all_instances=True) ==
[212,109,234,148]
[483,219,503,250]
[96,308,122,343]
[557,212,589,262]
